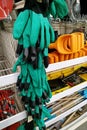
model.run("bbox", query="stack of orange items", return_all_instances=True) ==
[48,32,87,64]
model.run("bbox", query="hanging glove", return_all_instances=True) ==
[46,1,57,18]
[54,0,69,19]
[41,68,52,101]
[20,10,55,69]
[12,53,30,91]
[43,48,49,68]
[16,44,23,56]
[46,0,69,19]
[22,10,55,49]
[13,10,30,56]
[13,10,30,42]
[17,121,34,130]
[34,105,51,130]
[40,16,55,49]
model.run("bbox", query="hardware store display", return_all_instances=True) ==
[0,0,87,130]
[47,104,87,130]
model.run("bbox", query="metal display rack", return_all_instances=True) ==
[0,56,87,129]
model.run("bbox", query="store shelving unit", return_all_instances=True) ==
[60,112,87,130]
[0,56,87,129]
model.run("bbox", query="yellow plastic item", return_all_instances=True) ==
[62,67,74,77]
[49,32,85,55]
[69,53,74,59]
[59,54,65,61]
[78,50,83,57]
[79,74,87,80]
[47,70,62,80]
[73,52,79,58]
[71,32,84,49]
[48,53,55,64]
[57,34,78,54]
[82,45,87,55]
[52,86,70,95]
[49,34,73,54]
[63,36,72,52]
[50,51,59,63]
[74,63,87,71]
[81,50,86,56]
[64,54,69,60]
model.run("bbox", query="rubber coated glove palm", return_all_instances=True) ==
[12,53,30,91]
[35,105,51,130]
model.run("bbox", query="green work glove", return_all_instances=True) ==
[40,16,55,49]
[27,64,43,97]
[43,48,49,68]
[41,68,52,101]
[13,10,30,43]
[12,53,30,91]
[46,1,57,19]
[55,0,69,19]
[17,121,35,130]
[13,10,30,55]
[47,0,69,19]
[23,10,55,49]
[35,105,51,130]
[17,123,25,130]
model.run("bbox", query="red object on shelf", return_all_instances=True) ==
[2,122,20,130]
[0,0,14,20]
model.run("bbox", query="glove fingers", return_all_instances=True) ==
[44,18,50,47]
[40,16,45,50]
[49,1,56,18]
[23,16,31,48]
[54,0,68,19]
[30,11,41,47]
[13,10,30,39]
[28,65,40,87]
[12,53,23,72]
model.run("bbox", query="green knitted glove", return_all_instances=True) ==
[22,10,55,49]
[55,0,69,19]
[12,53,30,91]
[47,0,69,19]
[17,123,25,130]
[35,105,51,130]
[13,10,30,43]
[46,1,57,18]
[41,68,52,101]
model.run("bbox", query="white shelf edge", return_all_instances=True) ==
[60,112,87,130]
[49,81,87,104]
[0,73,87,104]
[0,111,27,129]
[45,99,87,127]
[0,72,19,87]
[1,99,87,130]
[0,56,87,87]
[46,56,87,73]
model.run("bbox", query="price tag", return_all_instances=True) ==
[28,116,33,123]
